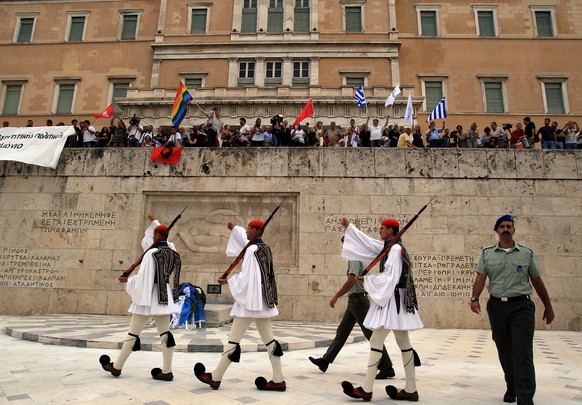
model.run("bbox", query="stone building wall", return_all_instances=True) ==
[0,148,580,331]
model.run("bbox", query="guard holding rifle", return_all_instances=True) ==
[99,213,181,381]
[194,217,286,392]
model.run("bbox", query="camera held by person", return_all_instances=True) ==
[502,123,512,131]
[129,114,140,126]
[270,114,283,127]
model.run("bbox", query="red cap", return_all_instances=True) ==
[248,219,264,229]
[154,224,168,234]
[381,218,400,228]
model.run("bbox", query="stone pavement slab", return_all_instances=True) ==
[1,315,581,404]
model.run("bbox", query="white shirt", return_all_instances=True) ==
[370,124,384,141]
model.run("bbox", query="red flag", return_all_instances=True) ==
[293,99,314,127]
[150,147,183,165]
[93,104,115,119]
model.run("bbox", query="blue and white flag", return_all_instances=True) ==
[426,97,447,122]
[355,85,367,108]
[384,85,401,107]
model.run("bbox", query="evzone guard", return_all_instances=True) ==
[194,219,286,392]
[99,214,181,381]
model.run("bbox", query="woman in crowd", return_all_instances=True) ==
[220,124,233,147]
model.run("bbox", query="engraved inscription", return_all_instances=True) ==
[39,211,117,234]
[412,255,477,299]
[0,248,66,288]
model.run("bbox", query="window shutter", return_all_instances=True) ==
[185,78,202,88]
[56,84,75,114]
[191,9,207,34]
[478,11,495,37]
[425,81,443,110]
[420,11,437,37]
[68,16,85,41]
[3,85,22,114]
[121,15,137,40]
[17,18,34,43]
[241,9,257,33]
[294,7,310,32]
[545,83,565,114]
[535,11,554,37]
[485,82,504,113]
[345,7,362,32]
[112,83,129,113]
[346,77,364,87]
[268,8,284,32]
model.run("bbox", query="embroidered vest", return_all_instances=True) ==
[152,245,181,305]
[253,242,278,308]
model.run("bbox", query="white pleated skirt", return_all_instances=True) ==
[230,293,279,318]
[128,284,180,316]
[363,288,424,331]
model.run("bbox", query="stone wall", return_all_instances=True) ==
[0,148,580,331]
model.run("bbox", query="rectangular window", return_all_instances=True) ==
[420,11,437,37]
[477,11,495,37]
[190,9,208,34]
[544,83,565,114]
[121,14,138,40]
[293,61,309,86]
[424,81,443,111]
[535,11,554,37]
[68,16,86,41]
[268,0,284,33]
[345,6,362,33]
[265,61,282,86]
[294,0,310,32]
[112,82,129,113]
[17,18,34,43]
[241,0,258,33]
[56,84,75,114]
[184,78,203,88]
[346,77,364,87]
[484,82,505,113]
[238,62,255,86]
[3,85,22,115]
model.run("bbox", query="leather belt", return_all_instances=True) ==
[490,295,530,302]
[349,292,368,298]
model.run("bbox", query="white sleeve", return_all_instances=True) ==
[141,220,161,251]
[126,250,156,306]
[341,223,384,262]
[226,225,248,257]
[227,245,264,310]
[363,244,403,307]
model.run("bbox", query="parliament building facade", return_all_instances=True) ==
[0,0,580,129]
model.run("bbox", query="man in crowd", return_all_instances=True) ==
[425,120,447,147]
[81,119,96,147]
[470,215,554,404]
[367,116,389,147]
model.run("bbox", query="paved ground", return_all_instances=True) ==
[1,315,581,405]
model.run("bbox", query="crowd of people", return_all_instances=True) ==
[5,113,581,150]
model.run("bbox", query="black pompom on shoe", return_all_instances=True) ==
[255,376,286,391]
[151,368,174,381]
[99,355,121,377]
[341,381,372,401]
[194,363,220,390]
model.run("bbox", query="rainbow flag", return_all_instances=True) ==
[171,82,193,127]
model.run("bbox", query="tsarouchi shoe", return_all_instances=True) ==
[194,363,220,390]
[151,367,174,381]
[385,385,419,401]
[255,376,287,391]
[341,381,372,402]
[99,355,121,377]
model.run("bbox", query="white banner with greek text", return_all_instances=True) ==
[0,126,74,169]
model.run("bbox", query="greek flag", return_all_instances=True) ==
[426,97,447,122]
[354,85,367,108]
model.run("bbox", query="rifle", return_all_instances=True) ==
[120,206,187,279]
[221,203,282,279]
[362,196,435,275]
